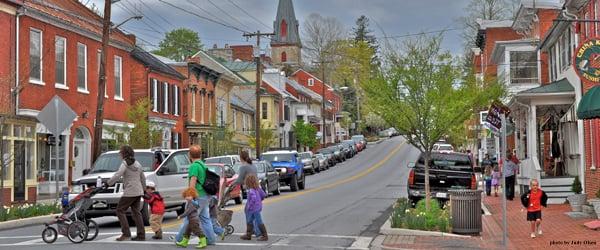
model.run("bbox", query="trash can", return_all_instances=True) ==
[449,189,483,235]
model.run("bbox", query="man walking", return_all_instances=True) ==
[504,151,518,200]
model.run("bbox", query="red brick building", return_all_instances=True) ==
[0,0,137,202]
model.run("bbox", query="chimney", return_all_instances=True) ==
[213,44,218,49]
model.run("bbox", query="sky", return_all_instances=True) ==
[88,0,472,55]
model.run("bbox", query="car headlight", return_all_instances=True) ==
[278,168,287,174]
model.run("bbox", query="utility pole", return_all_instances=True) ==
[243,31,274,159]
[92,0,113,162]
[313,60,333,146]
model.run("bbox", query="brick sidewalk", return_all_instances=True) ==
[380,193,600,249]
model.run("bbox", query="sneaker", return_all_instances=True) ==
[116,235,131,241]
[196,237,207,249]
[530,233,536,238]
[220,232,226,241]
[538,229,542,235]
[176,237,189,247]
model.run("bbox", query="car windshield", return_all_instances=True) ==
[299,153,310,159]
[90,152,155,173]
[205,157,231,165]
[439,145,454,151]
[263,153,295,162]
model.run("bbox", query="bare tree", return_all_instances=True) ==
[302,13,345,74]
[458,0,520,52]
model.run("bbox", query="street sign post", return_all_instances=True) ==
[36,96,77,198]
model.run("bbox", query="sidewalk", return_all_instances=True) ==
[377,192,599,249]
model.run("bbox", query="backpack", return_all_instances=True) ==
[202,167,220,195]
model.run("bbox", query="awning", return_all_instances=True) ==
[517,78,574,96]
[577,85,600,119]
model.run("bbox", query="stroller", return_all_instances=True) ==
[42,186,103,244]
[216,184,236,236]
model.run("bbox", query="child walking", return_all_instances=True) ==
[492,165,501,197]
[520,179,548,238]
[143,181,165,240]
[176,188,207,249]
[240,175,268,241]
[209,195,225,240]
[483,165,492,196]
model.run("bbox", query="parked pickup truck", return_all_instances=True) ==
[407,152,477,205]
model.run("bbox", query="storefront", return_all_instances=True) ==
[1,119,37,204]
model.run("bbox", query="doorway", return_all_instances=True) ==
[13,141,25,201]
[72,127,90,180]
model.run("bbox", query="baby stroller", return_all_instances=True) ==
[42,186,103,244]
[217,185,236,236]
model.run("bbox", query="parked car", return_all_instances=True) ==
[261,150,305,192]
[253,160,281,196]
[298,152,319,174]
[329,145,345,162]
[206,163,243,205]
[205,155,241,167]
[315,153,329,170]
[338,143,353,159]
[342,140,358,156]
[70,149,186,225]
[407,152,476,205]
[317,148,336,167]
[351,135,367,149]
[432,143,454,154]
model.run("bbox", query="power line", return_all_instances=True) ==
[227,0,272,31]
[158,0,249,33]
[207,0,253,31]
[136,0,176,28]
[379,28,462,39]
[184,0,238,31]
[116,1,164,34]
[122,0,168,33]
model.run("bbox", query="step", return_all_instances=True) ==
[548,197,568,204]
[541,185,572,192]
[546,192,575,198]
[540,177,575,186]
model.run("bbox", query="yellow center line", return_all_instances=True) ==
[157,141,405,230]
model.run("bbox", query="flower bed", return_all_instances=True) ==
[0,203,61,222]
[390,198,451,233]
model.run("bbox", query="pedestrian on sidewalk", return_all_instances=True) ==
[484,164,492,196]
[504,152,518,200]
[107,145,146,241]
[240,175,268,241]
[492,164,501,197]
[176,187,207,248]
[143,181,165,240]
[520,179,548,238]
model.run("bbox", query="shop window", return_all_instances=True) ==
[26,141,35,180]
[1,140,9,181]
[37,134,66,183]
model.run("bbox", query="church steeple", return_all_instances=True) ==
[271,0,301,66]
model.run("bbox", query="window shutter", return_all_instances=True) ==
[149,79,154,110]
[159,82,164,113]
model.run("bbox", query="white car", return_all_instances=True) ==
[205,155,242,167]
[433,143,454,154]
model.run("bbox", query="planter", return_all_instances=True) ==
[567,194,587,212]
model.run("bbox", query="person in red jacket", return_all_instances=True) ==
[520,179,548,239]
[144,181,165,239]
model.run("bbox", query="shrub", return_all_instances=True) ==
[572,176,582,194]
[389,198,451,232]
[0,203,61,222]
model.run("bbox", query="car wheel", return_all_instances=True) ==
[262,182,269,197]
[273,181,281,195]
[315,164,321,173]
[299,173,306,190]
[290,174,299,192]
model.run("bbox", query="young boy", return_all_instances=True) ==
[176,188,207,248]
[143,181,165,240]
[520,179,548,238]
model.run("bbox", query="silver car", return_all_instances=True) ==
[298,152,319,174]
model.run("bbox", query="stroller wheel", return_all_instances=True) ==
[85,219,99,241]
[67,221,88,244]
[225,225,234,236]
[42,227,58,244]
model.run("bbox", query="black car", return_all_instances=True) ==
[338,143,353,159]
[317,148,336,167]
[254,160,281,196]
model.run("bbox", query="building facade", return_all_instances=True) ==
[271,0,301,66]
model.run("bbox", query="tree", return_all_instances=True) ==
[126,98,162,149]
[363,112,387,135]
[362,35,503,210]
[248,122,278,154]
[153,28,203,61]
[352,15,380,69]
[293,120,318,150]
[302,13,345,77]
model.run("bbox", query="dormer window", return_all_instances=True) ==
[308,78,314,86]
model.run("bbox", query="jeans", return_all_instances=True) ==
[485,179,492,196]
[211,217,224,236]
[245,211,264,227]
[505,175,516,200]
[196,196,216,244]
[174,217,189,242]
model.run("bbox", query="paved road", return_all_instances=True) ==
[0,136,418,249]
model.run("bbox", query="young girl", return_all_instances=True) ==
[176,188,207,248]
[240,175,268,241]
[492,165,501,197]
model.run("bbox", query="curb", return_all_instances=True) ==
[379,218,471,238]
[0,214,59,231]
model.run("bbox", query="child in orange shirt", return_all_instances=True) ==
[520,179,548,238]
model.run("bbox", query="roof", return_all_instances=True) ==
[272,0,301,46]
[22,0,134,48]
[286,78,323,102]
[476,19,514,30]
[131,48,185,80]
[222,61,257,72]
[191,50,249,84]
[230,94,255,112]
[539,11,571,51]
[512,1,561,32]
[518,78,574,95]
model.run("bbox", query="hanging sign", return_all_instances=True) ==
[574,38,600,83]
[485,103,510,131]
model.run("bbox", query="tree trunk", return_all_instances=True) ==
[424,151,431,211]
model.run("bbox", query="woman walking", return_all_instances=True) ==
[107,145,146,241]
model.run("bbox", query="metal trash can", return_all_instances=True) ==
[449,189,483,235]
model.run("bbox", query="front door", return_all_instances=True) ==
[13,141,26,201]
[73,141,85,180]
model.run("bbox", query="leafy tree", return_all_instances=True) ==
[153,28,203,61]
[362,35,503,210]
[248,122,278,154]
[363,112,387,135]
[211,127,236,157]
[293,120,318,150]
[127,98,162,149]
[352,15,380,68]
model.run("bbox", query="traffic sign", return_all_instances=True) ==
[36,95,77,137]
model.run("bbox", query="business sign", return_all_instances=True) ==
[485,103,510,131]
[574,38,600,83]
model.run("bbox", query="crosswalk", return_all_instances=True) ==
[0,231,372,249]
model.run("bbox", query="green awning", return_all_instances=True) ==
[577,85,600,119]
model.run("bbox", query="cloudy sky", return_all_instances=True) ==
[88,0,472,55]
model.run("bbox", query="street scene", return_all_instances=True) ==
[1,0,600,249]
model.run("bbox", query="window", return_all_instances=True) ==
[242,113,247,131]
[201,93,205,124]
[208,95,213,124]
[281,51,287,62]
[77,43,87,92]
[262,102,268,119]
[114,56,122,100]
[509,51,538,84]
[284,105,290,121]
[163,82,169,114]
[232,109,237,131]
[159,151,190,175]
[29,29,42,84]
[280,19,288,40]
[191,91,196,121]
[151,79,158,112]
[549,45,556,81]
[174,85,179,116]
[308,78,314,86]
[55,36,66,88]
